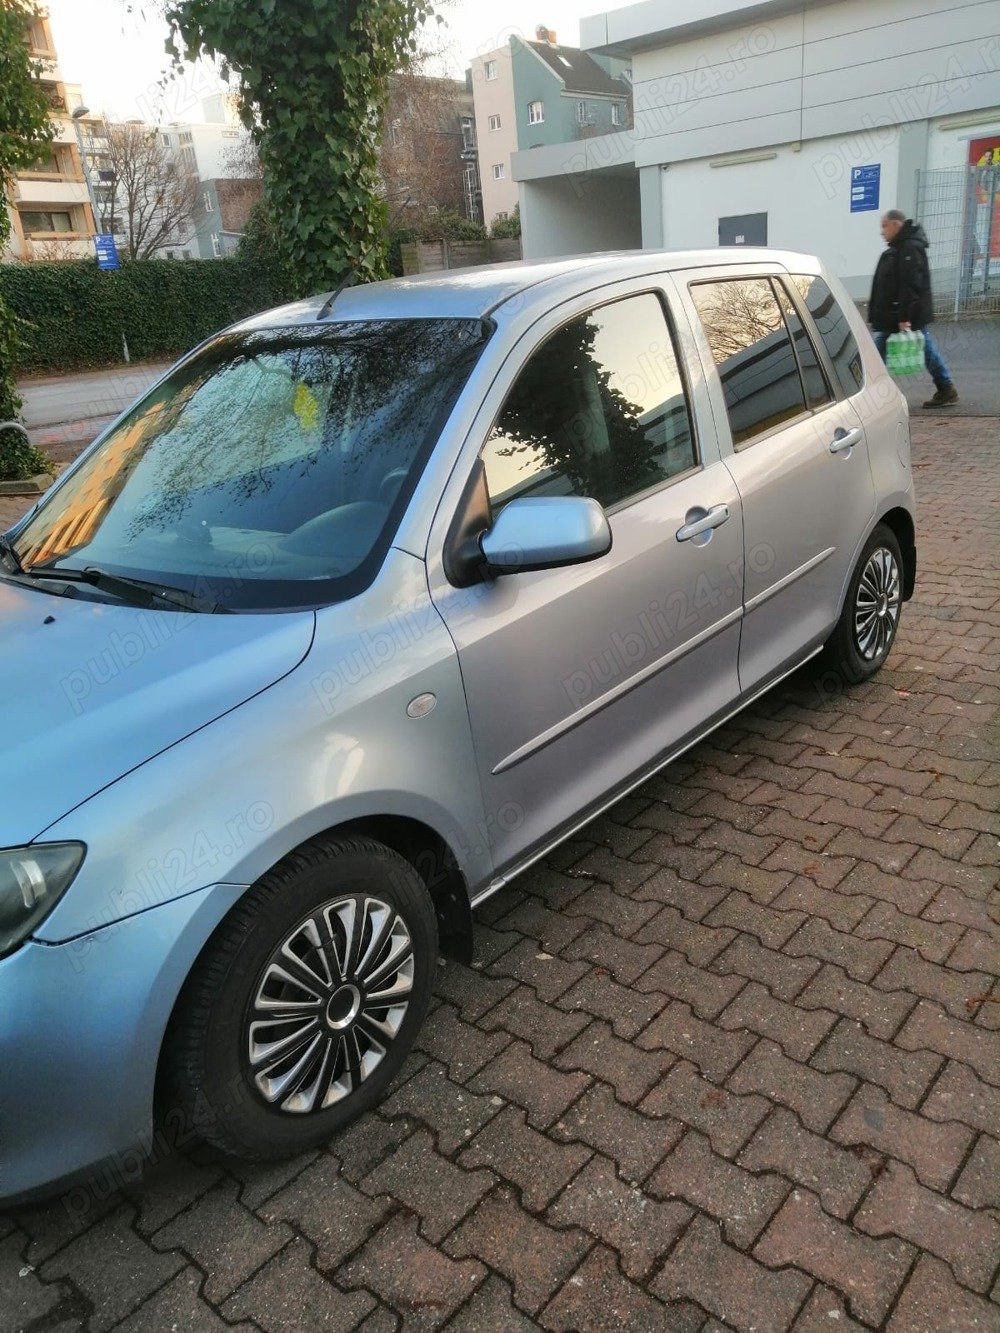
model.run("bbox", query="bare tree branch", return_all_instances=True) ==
[99,121,200,260]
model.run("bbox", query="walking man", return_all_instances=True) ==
[869,209,958,407]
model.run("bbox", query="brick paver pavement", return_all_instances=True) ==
[2,416,998,1331]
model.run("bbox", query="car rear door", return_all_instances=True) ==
[672,265,876,693]
[426,280,744,883]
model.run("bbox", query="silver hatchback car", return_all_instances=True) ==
[0,250,915,1202]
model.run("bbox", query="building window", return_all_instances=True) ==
[203,189,213,214]
[492,163,505,180]
[388,120,401,147]
[460,116,476,149]
[20,210,73,234]
[484,59,497,80]
[161,134,171,147]
[576,101,591,125]
[527,100,544,125]
[611,102,625,127]
[558,55,572,68]
[211,233,222,258]
[28,151,60,175]
[488,114,501,131]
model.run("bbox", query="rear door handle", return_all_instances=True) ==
[830,427,862,454]
[676,504,730,542]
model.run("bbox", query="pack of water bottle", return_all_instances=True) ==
[886,330,926,376]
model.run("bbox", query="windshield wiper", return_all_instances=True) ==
[18,563,230,614]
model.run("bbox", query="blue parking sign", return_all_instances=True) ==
[94,233,120,270]
[850,164,881,213]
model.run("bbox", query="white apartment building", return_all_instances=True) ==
[513,0,1000,301]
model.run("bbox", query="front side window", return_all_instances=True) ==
[528,100,544,125]
[13,320,488,611]
[690,277,808,446]
[488,113,501,131]
[484,59,497,80]
[612,102,625,127]
[791,274,865,397]
[577,100,590,124]
[492,163,505,180]
[481,292,697,512]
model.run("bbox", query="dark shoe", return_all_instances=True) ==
[923,385,958,407]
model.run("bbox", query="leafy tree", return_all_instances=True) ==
[489,204,520,240]
[164,0,437,294]
[0,0,54,465]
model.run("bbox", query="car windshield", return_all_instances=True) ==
[11,318,488,610]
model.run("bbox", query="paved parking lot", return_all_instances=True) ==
[2,413,998,1331]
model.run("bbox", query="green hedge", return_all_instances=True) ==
[0,257,296,374]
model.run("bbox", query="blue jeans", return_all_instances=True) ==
[872,328,953,389]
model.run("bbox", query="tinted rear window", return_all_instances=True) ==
[791,274,864,397]
[690,277,807,446]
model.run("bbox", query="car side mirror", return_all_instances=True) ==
[480,496,612,576]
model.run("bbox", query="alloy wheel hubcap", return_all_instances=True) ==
[247,895,414,1114]
[854,546,900,662]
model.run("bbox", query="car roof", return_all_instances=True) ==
[231,247,823,333]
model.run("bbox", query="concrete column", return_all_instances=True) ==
[896,121,929,219]
[639,164,664,249]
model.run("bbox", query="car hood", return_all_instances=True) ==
[0,579,315,845]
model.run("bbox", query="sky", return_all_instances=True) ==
[45,0,631,122]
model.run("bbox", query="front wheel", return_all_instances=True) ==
[822,523,904,683]
[160,834,438,1160]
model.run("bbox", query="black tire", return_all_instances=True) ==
[821,523,903,684]
[160,834,437,1160]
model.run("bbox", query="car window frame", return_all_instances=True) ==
[13,318,494,614]
[687,273,818,452]
[781,272,867,402]
[477,287,703,520]
[770,275,835,413]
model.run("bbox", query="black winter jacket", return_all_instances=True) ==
[869,220,935,332]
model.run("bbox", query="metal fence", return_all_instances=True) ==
[916,164,1000,317]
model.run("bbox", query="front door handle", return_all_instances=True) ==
[830,426,862,454]
[676,504,730,542]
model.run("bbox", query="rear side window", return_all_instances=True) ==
[774,279,832,410]
[690,277,807,446]
[791,274,865,397]
[481,292,697,512]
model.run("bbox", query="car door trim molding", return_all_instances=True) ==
[491,603,744,775]
[473,641,824,907]
[743,545,836,615]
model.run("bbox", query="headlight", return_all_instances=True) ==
[0,844,85,958]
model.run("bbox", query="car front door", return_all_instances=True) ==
[427,284,744,884]
[676,268,876,692]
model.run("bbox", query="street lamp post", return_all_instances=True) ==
[71,106,101,235]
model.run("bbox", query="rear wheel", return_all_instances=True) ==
[161,834,437,1160]
[822,523,903,683]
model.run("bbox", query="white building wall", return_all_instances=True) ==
[926,114,1000,170]
[625,0,1000,167]
[660,132,902,296]
[470,47,519,225]
[520,174,641,259]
